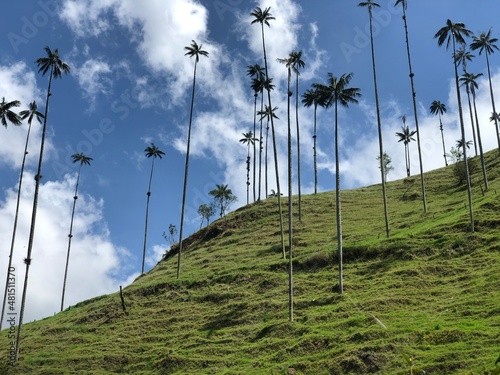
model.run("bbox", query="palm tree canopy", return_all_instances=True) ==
[71,153,93,166]
[358,0,381,15]
[19,101,44,125]
[246,64,264,79]
[302,87,328,109]
[393,0,407,10]
[460,72,483,94]
[395,125,417,145]
[250,7,275,27]
[239,131,257,145]
[0,97,22,127]
[314,72,361,108]
[35,46,70,78]
[470,29,499,55]
[290,50,305,74]
[489,112,500,123]
[258,105,279,121]
[184,40,209,63]
[144,143,165,159]
[434,20,472,49]
[454,48,474,69]
[456,139,473,149]
[430,100,447,116]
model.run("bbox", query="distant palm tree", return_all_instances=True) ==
[394,0,427,212]
[302,87,328,194]
[430,100,448,167]
[291,51,305,221]
[0,101,43,331]
[470,29,500,152]
[258,105,279,200]
[315,72,361,294]
[251,6,286,261]
[142,143,165,275]
[435,20,474,232]
[358,0,390,238]
[16,46,70,361]
[177,40,208,279]
[209,184,237,218]
[61,153,93,312]
[239,131,257,205]
[0,97,22,127]
[395,116,417,177]
[461,72,488,190]
[247,64,265,201]
[454,48,478,156]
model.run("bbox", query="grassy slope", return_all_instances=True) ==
[1,151,500,374]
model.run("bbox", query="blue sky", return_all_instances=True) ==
[1,0,500,323]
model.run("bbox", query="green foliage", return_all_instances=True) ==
[197,203,216,228]
[376,152,394,179]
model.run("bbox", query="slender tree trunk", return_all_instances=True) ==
[401,5,427,212]
[404,143,410,177]
[439,114,448,166]
[485,53,500,152]
[260,23,285,258]
[245,151,250,205]
[465,83,478,156]
[313,104,318,194]
[252,94,257,202]
[286,67,293,322]
[16,67,54,362]
[452,38,474,232]
[258,93,264,201]
[295,71,302,221]
[61,164,82,311]
[142,157,155,274]
[335,101,343,294]
[367,7,390,238]
[472,91,488,190]
[0,123,32,331]
[265,120,269,198]
[177,60,198,279]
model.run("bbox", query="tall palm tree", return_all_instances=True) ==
[258,105,279,200]
[291,51,305,221]
[470,29,500,152]
[315,72,361,294]
[0,98,22,127]
[461,72,488,190]
[302,87,328,194]
[395,116,417,177]
[251,6,285,260]
[177,40,208,279]
[60,153,92,312]
[16,46,70,361]
[394,0,427,212]
[0,101,43,331]
[247,64,265,202]
[239,131,257,205]
[430,100,448,167]
[209,184,236,218]
[454,48,478,156]
[142,143,165,275]
[358,0,390,238]
[435,20,474,232]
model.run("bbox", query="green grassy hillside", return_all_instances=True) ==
[1,152,500,374]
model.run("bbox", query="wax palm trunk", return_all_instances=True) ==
[142,157,155,274]
[294,70,302,221]
[286,66,294,322]
[472,87,488,190]
[334,100,343,293]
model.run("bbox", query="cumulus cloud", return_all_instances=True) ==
[72,58,112,111]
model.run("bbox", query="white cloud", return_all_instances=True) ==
[72,58,112,111]
[0,172,135,324]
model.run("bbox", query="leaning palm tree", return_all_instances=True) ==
[247,64,265,201]
[315,72,361,294]
[16,47,70,362]
[394,0,427,212]
[470,29,500,152]
[430,100,448,167]
[454,47,478,156]
[177,40,208,279]
[258,105,279,200]
[435,20,474,232]
[142,143,165,275]
[461,72,488,190]
[60,153,92,312]
[358,0,390,238]
[251,6,286,261]
[0,101,43,331]
[0,97,22,127]
[291,51,305,221]
[395,116,417,177]
[239,131,257,205]
[302,87,328,194]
